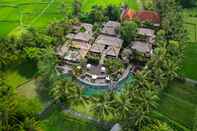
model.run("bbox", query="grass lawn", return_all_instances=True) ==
[40,108,107,131]
[180,42,197,80]
[81,0,140,12]
[156,81,197,130]
[3,60,37,88]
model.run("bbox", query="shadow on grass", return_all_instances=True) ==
[3,59,38,79]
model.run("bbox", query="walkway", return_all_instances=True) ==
[185,77,197,85]
[63,108,113,128]
[99,53,106,65]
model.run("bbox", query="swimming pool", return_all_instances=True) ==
[62,73,133,96]
[82,73,134,96]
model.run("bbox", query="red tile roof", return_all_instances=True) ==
[121,9,135,21]
[134,11,160,24]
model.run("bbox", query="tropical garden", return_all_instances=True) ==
[0,0,197,131]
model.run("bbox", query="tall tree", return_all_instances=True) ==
[142,120,174,131]
[51,79,87,107]
[120,21,138,47]
[88,6,108,24]
[179,0,196,8]
[0,85,41,131]
[90,91,117,120]
[19,118,42,131]
[157,0,187,42]
[104,5,121,21]
[72,0,82,17]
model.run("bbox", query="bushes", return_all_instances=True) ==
[80,5,121,24]
[80,6,108,24]
[86,52,100,65]
[120,21,138,47]
[179,0,196,8]
[104,5,121,21]
[104,58,124,80]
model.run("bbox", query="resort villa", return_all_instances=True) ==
[56,23,93,62]
[130,28,155,57]
[56,8,160,89]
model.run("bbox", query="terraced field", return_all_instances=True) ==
[155,81,197,130]
[0,0,140,37]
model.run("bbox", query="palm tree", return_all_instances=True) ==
[50,79,88,108]
[141,90,159,112]
[114,90,133,120]
[90,91,117,120]
[142,120,174,131]
[0,95,18,131]
[19,117,42,131]
[119,80,159,130]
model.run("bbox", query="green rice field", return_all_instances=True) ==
[0,0,140,37]
[180,42,197,80]
[183,9,197,42]
[155,81,197,130]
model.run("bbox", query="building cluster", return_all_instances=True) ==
[130,27,155,57]
[55,6,161,86]
[57,21,157,63]
[56,5,161,64]
[57,21,124,63]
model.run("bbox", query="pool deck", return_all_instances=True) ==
[76,65,132,89]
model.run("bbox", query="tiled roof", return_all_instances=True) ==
[134,11,160,24]
[121,9,135,20]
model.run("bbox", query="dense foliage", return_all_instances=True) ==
[0,83,42,131]
[157,0,187,42]
[0,0,187,130]
[120,21,138,46]
[178,0,196,8]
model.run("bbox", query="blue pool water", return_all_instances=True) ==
[62,73,133,96]
[82,73,133,96]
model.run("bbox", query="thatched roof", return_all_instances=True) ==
[81,23,93,33]
[66,23,93,43]
[91,35,123,57]
[71,23,93,34]
[105,46,122,57]
[90,44,105,53]
[56,44,69,57]
[101,21,120,36]
[138,28,155,37]
[71,41,91,50]
[95,35,123,47]
[131,41,152,54]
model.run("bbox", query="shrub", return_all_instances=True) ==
[81,6,108,24]
[104,58,124,80]
[104,5,121,21]
[120,21,138,47]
